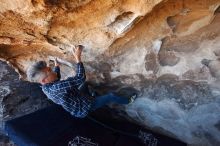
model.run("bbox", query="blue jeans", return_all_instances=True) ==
[91,92,129,111]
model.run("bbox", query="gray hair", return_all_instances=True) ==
[27,61,47,82]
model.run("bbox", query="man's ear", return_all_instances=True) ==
[39,69,47,84]
[40,78,46,85]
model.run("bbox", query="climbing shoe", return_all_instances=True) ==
[129,93,137,104]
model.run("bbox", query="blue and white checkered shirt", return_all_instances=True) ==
[42,62,93,118]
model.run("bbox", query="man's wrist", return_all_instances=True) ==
[76,58,81,63]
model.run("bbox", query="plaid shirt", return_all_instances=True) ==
[42,62,92,118]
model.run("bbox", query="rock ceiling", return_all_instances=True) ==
[1,0,220,145]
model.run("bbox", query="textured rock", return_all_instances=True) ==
[0,61,50,124]
[1,0,220,145]
[158,50,180,66]
[0,61,51,144]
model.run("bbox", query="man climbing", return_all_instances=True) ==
[27,45,137,118]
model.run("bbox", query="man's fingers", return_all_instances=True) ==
[71,45,84,59]
[48,56,56,62]
[78,45,84,50]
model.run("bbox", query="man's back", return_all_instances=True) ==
[42,62,93,118]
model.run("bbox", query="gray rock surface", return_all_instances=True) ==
[1,1,220,145]
[0,61,50,144]
[95,73,220,146]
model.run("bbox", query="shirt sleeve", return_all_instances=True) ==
[53,66,61,80]
[66,62,86,87]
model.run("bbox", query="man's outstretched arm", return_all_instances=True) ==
[67,45,86,86]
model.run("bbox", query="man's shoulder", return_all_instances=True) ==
[45,79,72,88]
[42,81,62,93]
[42,81,59,89]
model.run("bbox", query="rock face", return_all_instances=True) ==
[0,61,49,120]
[0,61,50,145]
[0,0,220,145]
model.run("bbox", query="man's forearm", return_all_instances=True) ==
[75,57,81,63]
[73,45,83,63]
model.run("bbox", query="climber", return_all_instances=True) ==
[26,45,137,118]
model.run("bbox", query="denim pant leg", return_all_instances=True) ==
[91,92,129,111]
